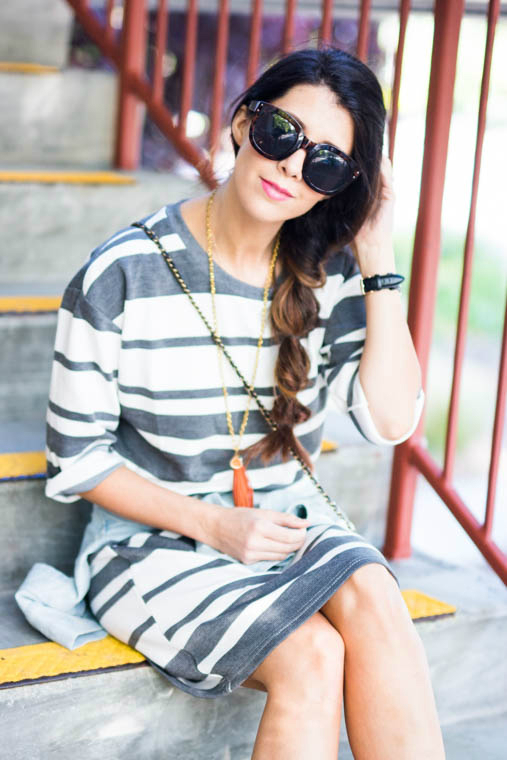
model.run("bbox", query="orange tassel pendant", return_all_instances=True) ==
[231,455,254,507]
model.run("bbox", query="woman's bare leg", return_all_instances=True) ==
[320,562,446,760]
[241,611,345,760]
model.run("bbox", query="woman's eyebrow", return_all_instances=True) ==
[284,108,339,148]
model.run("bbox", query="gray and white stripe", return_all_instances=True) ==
[87,521,400,698]
[45,198,424,504]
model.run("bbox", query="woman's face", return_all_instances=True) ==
[230,83,355,224]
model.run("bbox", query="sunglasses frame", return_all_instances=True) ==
[246,100,361,195]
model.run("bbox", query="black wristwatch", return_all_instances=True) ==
[360,273,405,294]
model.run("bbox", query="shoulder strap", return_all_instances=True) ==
[131,220,356,531]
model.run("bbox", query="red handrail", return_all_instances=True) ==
[388,0,410,162]
[65,0,216,187]
[385,0,507,585]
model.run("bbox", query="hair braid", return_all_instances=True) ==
[242,231,327,468]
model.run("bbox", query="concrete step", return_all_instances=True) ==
[0,654,267,760]
[317,438,394,548]
[388,551,507,724]
[1,657,505,760]
[0,313,57,425]
[437,709,507,760]
[0,478,91,593]
[0,0,72,68]
[0,552,505,759]
[338,707,507,760]
[0,171,203,284]
[0,67,118,167]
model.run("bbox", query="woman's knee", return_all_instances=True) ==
[322,561,414,636]
[248,611,344,695]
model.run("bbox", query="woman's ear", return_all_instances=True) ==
[231,104,250,148]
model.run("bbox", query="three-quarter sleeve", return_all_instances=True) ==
[345,367,425,445]
[45,285,125,502]
[320,258,424,446]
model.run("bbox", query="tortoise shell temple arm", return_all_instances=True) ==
[247,101,262,113]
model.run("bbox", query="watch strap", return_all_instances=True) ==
[360,272,405,294]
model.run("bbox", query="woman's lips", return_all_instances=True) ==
[260,178,293,200]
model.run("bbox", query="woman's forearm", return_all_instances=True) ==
[357,246,422,440]
[349,156,422,441]
[80,465,221,543]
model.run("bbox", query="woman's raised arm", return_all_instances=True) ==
[353,155,423,441]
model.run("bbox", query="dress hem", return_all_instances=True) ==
[147,553,399,699]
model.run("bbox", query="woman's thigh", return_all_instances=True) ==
[241,610,345,694]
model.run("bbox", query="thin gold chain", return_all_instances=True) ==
[205,188,280,458]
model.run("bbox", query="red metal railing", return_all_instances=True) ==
[66,0,377,180]
[64,0,506,584]
[384,0,506,585]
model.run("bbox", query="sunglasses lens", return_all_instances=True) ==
[304,149,355,195]
[252,108,299,159]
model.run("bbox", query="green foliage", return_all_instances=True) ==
[393,230,506,460]
[394,230,506,340]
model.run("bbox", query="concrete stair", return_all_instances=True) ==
[0,313,57,425]
[1,497,506,759]
[0,68,118,168]
[1,1,506,758]
[0,0,73,68]
[0,170,202,285]
[0,479,91,594]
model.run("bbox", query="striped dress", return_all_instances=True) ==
[44,198,424,698]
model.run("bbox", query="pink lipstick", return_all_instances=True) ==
[260,178,293,200]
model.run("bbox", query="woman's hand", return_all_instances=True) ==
[208,506,309,565]
[351,154,396,277]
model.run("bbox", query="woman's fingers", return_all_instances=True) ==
[261,523,307,546]
[252,515,306,553]
[262,509,308,526]
[255,512,309,548]
[218,508,309,563]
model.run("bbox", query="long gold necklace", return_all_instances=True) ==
[205,189,280,507]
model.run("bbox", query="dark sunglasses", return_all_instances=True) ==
[247,100,360,196]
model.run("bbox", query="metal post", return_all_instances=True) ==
[383,0,465,558]
[114,0,147,169]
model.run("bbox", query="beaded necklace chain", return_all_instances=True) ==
[205,189,280,506]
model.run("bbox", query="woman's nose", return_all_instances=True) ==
[277,148,306,181]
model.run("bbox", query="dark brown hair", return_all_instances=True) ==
[228,46,386,467]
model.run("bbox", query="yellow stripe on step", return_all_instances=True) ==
[0,170,136,185]
[401,589,457,620]
[0,636,146,686]
[0,451,46,479]
[321,439,338,453]
[0,592,455,687]
[0,296,62,313]
[0,62,59,74]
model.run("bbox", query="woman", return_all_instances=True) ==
[17,46,445,758]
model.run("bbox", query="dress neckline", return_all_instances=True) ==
[170,197,285,300]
